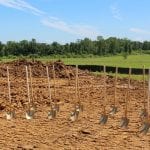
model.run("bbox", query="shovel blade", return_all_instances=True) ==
[6,111,15,120]
[120,117,129,128]
[99,114,108,125]
[109,106,118,115]
[48,109,57,119]
[70,111,77,122]
[54,103,60,112]
[69,108,80,122]
[139,122,150,134]
[75,104,83,113]
[26,109,35,120]
[139,109,148,119]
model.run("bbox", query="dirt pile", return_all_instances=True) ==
[0,59,75,78]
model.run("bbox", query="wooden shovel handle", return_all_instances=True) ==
[125,67,131,117]
[143,66,146,109]
[103,65,106,108]
[25,66,31,104]
[75,65,80,102]
[46,66,52,105]
[114,67,118,106]
[7,66,11,104]
[29,66,33,103]
[147,69,150,116]
[52,64,56,99]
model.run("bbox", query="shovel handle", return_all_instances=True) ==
[125,67,131,117]
[114,67,118,106]
[52,64,56,98]
[29,66,33,103]
[46,66,52,104]
[7,66,11,104]
[103,65,106,107]
[25,66,31,104]
[148,69,150,116]
[143,66,146,109]
[75,65,79,103]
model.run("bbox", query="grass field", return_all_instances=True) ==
[0,54,150,80]
[37,54,150,68]
[1,54,150,68]
[92,71,146,81]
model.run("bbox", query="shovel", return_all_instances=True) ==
[6,111,15,120]
[48,105,57,119]
[46,66,57,119]
[110,67,118,115]
[6,66,15,120]
[140,66,148,119]
[25,104,35,120]
[25,66,35,120]
[75,65,83,113]
[139,119,150,135]
[120,67,131,128]
[139,68,150,134]
[69,65,82,121]
[52,64,60,113]
[69,109,79,122]
[69,104,80,122]
[120,92,129,128]
[99,106,108,125]
[28,66,36,113]
[100,66,108,125]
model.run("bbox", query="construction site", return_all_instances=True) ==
[0,59,149,149]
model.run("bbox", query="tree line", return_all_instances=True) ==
[0,36,150,57]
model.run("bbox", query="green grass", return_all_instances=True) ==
[37,54,150,68]
[92,71,145,81]
[0,54,150,68]
[0,54,149,80]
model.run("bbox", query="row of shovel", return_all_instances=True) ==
[99,66,150,135]
[3,64,150,135]
[5,102,83,121]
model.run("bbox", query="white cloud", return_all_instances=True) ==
[41,17,100,38]
[0,0,45,16]
[110,4,122,21]
[130,28,150,35]
[0,0,100,38]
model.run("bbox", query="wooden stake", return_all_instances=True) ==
[46,66,52,104]
[25,66,31,104]
[7,66,11,104]
[29,66,33,103]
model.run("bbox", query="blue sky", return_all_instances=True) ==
[0,0,150,43]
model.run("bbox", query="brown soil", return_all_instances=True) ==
[0,60,149,150]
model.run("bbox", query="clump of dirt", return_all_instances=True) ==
[0,59,75,78]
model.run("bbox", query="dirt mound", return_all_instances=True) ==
[0,59,75,78]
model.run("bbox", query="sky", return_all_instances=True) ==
[0,0,150,44]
